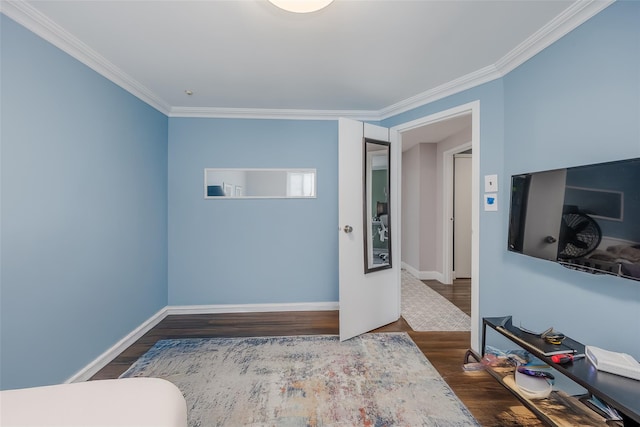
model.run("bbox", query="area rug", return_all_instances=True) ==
[401,270,471,331]
[120,333,479,426]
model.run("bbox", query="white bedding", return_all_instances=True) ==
[586,243,640,279]
[0,378,187,427]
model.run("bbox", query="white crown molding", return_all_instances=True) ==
[168,106,379,122]
[379,0,615,120]
[378,64,502,121]
[495,0,615,76]
[0,0,171,115]
[2,0,613,121]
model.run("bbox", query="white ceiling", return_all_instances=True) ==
[401,112,472,151]
[3,0,611,120]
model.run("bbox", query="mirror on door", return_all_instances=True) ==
[364,138,392,273]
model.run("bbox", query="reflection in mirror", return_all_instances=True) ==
[364,138,391,273]
[508,157,640,281]
[204,168,316,199]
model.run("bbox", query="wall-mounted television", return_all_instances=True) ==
[508,158,640,281]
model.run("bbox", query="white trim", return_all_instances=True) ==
[391,128,403,320]
[494,0,614,77]
[470,103,481,353]
[380,0,613,119]
[402,263,444,283]
[169,106,379,122]
[167,302,339,315]
[390,104,475,134]
[65,307,169,383]
[379,65,500,121]
[0,0,171,115]
[391,100,481,352]
[1,0,613,120]
[65,301,339,383]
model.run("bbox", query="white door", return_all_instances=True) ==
[338,118,400,341]
[453,154,472,278]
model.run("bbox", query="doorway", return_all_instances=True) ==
[390,101,480,351]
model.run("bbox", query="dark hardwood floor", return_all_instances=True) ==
[423,277,472,316]
[92,282,543,426]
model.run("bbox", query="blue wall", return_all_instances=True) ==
[168,118,338,305]
[500,1,639,357]
[2,0,639,391]
[0,15,169,389]
[385,1,640,358]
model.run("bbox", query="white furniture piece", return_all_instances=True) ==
[0,378,187,426]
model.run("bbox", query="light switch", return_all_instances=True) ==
[485,174,498,192]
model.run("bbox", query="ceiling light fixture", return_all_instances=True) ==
[268,0,334,14]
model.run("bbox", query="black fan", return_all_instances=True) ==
[557,212,602,259]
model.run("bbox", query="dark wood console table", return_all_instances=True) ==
[482,316,640,427]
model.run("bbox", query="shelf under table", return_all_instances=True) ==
[482,316,640,427]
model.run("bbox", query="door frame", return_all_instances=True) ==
[390,100,481,351]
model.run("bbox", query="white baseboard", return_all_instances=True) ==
[66,301,339,383]
[402,262,444,283]
[65,307,169,383]
[167,301,339,315]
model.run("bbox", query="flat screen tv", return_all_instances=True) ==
[508,157,640,281]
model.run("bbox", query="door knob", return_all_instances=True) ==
[343,225,353,233]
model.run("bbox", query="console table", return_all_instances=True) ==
[482,316,640,427]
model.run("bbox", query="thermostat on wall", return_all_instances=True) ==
[585,345,640,381]
[484,193,498,211]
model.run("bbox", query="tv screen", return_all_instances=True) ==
[508,157,640,281]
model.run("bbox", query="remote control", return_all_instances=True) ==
[517,366,555,380]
